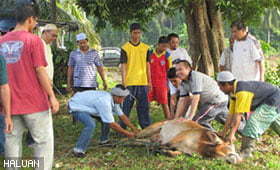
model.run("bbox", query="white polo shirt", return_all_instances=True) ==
[167,47,192,65]
[232,34,263,81]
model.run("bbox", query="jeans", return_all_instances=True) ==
[0,114,5,154]
[71,112,110,153]
[120,86,151,129]
[5,110,54,170]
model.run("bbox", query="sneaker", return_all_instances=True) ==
[73,148,86,158]
[99,139,110,145]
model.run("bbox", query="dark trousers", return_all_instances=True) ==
[120,86,151,129]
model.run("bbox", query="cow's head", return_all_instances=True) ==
[201,131,241,163]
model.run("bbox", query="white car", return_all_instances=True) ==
[99,47,121,67]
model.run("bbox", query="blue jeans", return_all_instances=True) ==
[71,112,110,152]
[0,114,5,154]
[120,86,151,129]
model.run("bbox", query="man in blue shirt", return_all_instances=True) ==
[68,84,139,157]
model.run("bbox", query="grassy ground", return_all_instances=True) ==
[1,95,278,170]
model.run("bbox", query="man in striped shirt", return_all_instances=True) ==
[67,33,107,93]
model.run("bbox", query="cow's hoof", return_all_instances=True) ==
[164,150,183,157]
[226,153,243,164]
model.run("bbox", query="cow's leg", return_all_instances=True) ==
[136,121,166,138]
[163,150,183,157]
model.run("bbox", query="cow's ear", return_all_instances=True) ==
[206,131,223,145]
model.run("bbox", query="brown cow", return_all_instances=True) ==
[136,119,242,164]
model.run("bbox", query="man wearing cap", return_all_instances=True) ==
[41,24,58,81]
[217,71,280,159]
[174,60,228,131]
[68,84,139,157]
[67,33,107,93]
[120,23,151,129]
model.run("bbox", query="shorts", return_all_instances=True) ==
[148,86,168,104]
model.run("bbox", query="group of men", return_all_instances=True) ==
[0,4,279,170]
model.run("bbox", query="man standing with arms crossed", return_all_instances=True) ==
[120,23,151,129]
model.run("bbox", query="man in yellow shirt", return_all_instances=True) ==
[217,71,280,159]
[120,23,151,129]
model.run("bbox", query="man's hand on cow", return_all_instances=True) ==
[126,132,135,138]
[217,130,226,139]
[132,128,140,134]
[226,134,236,144]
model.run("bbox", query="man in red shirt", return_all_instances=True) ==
[0,4,59,169]
[148,36,172,119]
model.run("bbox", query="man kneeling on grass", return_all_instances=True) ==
[68,84,139,157]
[217,71,280,159]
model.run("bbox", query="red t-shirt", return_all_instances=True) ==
[0,30,49,115]
[149,50,170,87]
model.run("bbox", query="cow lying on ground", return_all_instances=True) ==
[136,119,242,164]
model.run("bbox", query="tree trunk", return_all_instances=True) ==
[184,0,225,75]
[51,0,57,22]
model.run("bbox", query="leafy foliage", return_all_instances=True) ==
[217,0,280,25]
[52,41,75,89]
[265,64,280,86]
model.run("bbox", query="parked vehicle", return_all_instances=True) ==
[99,47,121,67]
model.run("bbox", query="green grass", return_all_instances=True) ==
[1,95,279,170]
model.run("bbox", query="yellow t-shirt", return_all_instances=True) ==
[229,81,254,114]
[120,42,150,86]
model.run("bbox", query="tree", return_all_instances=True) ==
[76,0,280,75]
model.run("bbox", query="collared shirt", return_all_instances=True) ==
[179,71,228,105]
[229,81,280,114]
[68,48,103,88]
[120,41,150,86]
[41,39,54,80]
[232,33,264,81]
[68,91,124,123]
[167,47,192,66]
[219,47,233,71]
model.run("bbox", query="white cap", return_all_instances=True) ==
[217,71,235,82]
[111,87,130,97]
[42,24,58,31]
[174,57,193,66]
[76,33,87,41]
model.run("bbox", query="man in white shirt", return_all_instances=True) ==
[231,21,265,81]
[41,24,58,81]
[219,36,234,72]
[167,33,192,66]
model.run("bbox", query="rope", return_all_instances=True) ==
[195,104,218,122]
